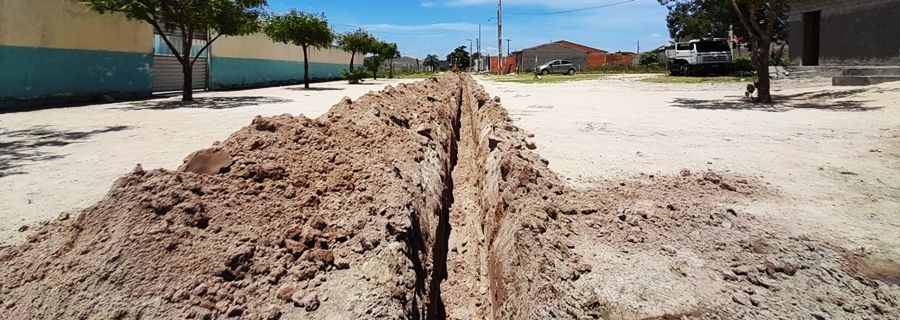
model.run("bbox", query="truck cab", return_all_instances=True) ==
[665,38,733,76]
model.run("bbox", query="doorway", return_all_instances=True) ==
[802,11,820,66]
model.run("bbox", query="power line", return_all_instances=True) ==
[508,0,637,16]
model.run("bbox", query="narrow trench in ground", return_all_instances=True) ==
[433,79,492,320]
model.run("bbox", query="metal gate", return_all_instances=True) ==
[152,33,209,92]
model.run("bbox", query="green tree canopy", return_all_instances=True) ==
[82,0,267,101]
[380,42,400,78]
[658,0,787,45]
[337,28,377,71]
[659,0,789,103]
[423,54,440,72]
[362,40,399,80]
[446,46,470,69]
[264,10,335,89]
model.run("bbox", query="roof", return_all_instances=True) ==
[552,40,608,54]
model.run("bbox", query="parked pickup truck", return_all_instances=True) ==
[665,38,733,76]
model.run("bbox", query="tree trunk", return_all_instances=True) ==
[756,38,772,104]
[349,52,355,71]
[303,45,310,89]
[389,59,394,79]
[182,61,194,101]
[182,37,193,101]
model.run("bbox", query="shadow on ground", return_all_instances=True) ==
[284,87,345,91]
[0,125,132,178]
[117,96,292,111]
[670,88,883,112]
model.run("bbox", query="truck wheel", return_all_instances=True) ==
[681,65,691,76]
[567,69,576,75]
[541,69,549,76]
[669,64,682,76]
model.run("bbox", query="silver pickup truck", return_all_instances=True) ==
[665,39,733,76]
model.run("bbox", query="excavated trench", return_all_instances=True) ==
[424,74,522,319]
[4,73,898,320]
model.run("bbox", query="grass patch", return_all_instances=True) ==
[487,73,607,84]
[643,75,754,84]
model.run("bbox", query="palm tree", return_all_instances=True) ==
[423,54,439,72]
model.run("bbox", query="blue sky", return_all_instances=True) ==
[267,0,671,59]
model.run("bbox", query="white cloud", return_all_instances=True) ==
[650,33,661,38]
[360,22,478,33]
[420,1,435,7]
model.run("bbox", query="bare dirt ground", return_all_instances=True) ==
[0,79,413,244]
[1,74,898,319]
[477,74,900,263]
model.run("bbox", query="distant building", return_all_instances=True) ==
[385,56,421,72]
[790,0,900,66]
[495,40,633,73]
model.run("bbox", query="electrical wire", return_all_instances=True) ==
[508,0,637,16]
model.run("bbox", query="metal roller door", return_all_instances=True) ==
[152,56,208,92]
[151,33,209,92]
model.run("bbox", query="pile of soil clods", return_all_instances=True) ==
[0,75,464,319]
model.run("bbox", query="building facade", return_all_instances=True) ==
[790,0,900,66]
[0,0,357,109]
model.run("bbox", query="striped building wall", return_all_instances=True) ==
[0,0,154,106]
[210,33,358,90]
[1,0,360,108]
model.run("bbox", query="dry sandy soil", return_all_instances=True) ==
[0,79,414,244]
[478,74,900,261]
[1,74,898,319]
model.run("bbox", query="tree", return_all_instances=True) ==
[382,43,400,79]
[728,0,788,103]
[264,10,335,89]
[659,0,788,103]
[364,41,388,80]
[445,46,470,69]
[337,28,376,71]
[423,54,440,72]
[82,0,267,101]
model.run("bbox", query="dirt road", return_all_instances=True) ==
[1,74,898,319]
[478,74,900,261]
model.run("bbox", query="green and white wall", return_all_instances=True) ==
[211,33,358,90]
[1,0,359,109]
[0,0,154,107]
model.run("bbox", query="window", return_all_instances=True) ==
[696,41,731,53]
[153,34,208,58]
[676,43,692,51]
[561,60,571,64]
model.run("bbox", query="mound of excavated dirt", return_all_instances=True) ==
[0,76,466,319]
[1,74,897,320]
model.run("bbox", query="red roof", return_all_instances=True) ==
[553,40,608,54]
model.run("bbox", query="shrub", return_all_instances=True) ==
[733,56,754,72]
[639,52,662,68]
[342,68,369,84]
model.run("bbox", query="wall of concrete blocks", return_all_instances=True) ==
[789,0,900,66]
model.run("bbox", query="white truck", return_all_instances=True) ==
[664,38,733,76]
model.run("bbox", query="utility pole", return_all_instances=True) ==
[506,39,511,56]
[497,0,503,74]
[477,24,482,72]
[467,39,474,72]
